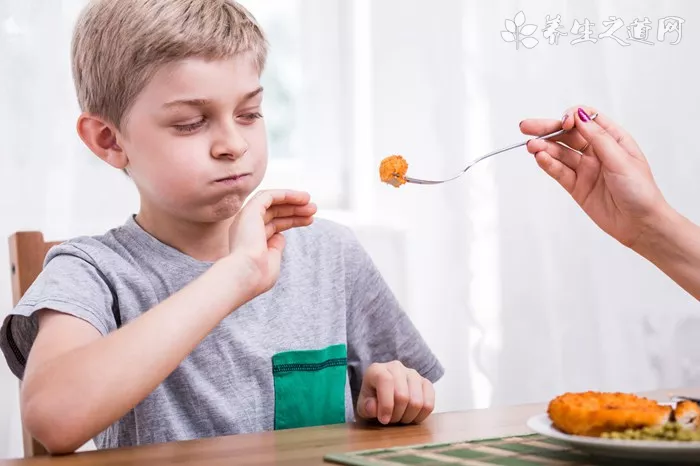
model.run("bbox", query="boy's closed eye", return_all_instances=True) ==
[171,112,263,134]
[238,111,263,124]
[172,118,206,134]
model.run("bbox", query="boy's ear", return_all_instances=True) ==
[76,113,129,170]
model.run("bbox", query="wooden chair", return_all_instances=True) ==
[8,231,61,457]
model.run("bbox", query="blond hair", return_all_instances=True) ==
[72,0,267,129]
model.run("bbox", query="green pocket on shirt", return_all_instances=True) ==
[272,344,347,430]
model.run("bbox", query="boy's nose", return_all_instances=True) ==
[211,125,248,160]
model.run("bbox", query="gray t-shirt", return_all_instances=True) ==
[1,216,443,449]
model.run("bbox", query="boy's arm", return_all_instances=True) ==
[19,190,315,454]
[343,229,444,425]
[22,255,252,454]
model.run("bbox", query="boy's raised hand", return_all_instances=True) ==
[356,360,435,425]
[21,190,315,454]
[228,189,316,299]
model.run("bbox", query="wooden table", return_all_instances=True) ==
[1,388,695,466]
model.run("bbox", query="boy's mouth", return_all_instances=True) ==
[215,173,250,184]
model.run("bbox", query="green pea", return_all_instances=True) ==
[601,422,700,441]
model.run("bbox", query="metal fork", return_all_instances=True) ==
[671,395,700,405]
[403,113,599,185]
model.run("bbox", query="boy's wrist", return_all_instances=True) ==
[212,253,264,303]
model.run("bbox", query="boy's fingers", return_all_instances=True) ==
[400,370,424,424]
[358,396,378,420]
[263,203,317,224]
[535,151,577,193]
[366,365,395,424]
[248,190,312,215]
[386,363,410,424]
[265,216,314,239]
[265,189,312,205]
[413,378,435,424]
[266,232,285,255]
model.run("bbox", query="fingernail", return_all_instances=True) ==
[577,108,590,123]
[561,113,569,124]
[364,399,373,415]
[380,414,391,424]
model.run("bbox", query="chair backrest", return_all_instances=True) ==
[8,232,61,458]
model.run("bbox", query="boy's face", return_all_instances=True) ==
[119,53,267,222]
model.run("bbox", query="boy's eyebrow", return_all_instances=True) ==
[162,98,209,109]
[162,87,264,109]
[243,86,264,100]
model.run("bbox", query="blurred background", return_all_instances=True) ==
[1,0,699,458]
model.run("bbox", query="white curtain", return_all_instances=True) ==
[1,0,699,459]
[359,0,700,413]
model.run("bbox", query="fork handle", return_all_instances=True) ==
[467,113,599,170]
[404,113,599,185]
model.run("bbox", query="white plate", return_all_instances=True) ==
[527,413,700,463]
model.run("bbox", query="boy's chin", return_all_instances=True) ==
[144,178,262,223]
[146,195,246,225]
[205,193,252,221]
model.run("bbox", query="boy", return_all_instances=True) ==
[0,0,443,454]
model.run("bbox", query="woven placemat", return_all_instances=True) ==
[323,433,629,465]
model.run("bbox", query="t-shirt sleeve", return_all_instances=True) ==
[343,229,444,403]
[1,243,118,379]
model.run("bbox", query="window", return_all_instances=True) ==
[241,0,354,209]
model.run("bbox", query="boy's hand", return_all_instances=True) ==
[228,189,316,299]
[356,361,435,425]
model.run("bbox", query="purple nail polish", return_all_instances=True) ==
[577,108,591,123]
[561,114,569,123]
